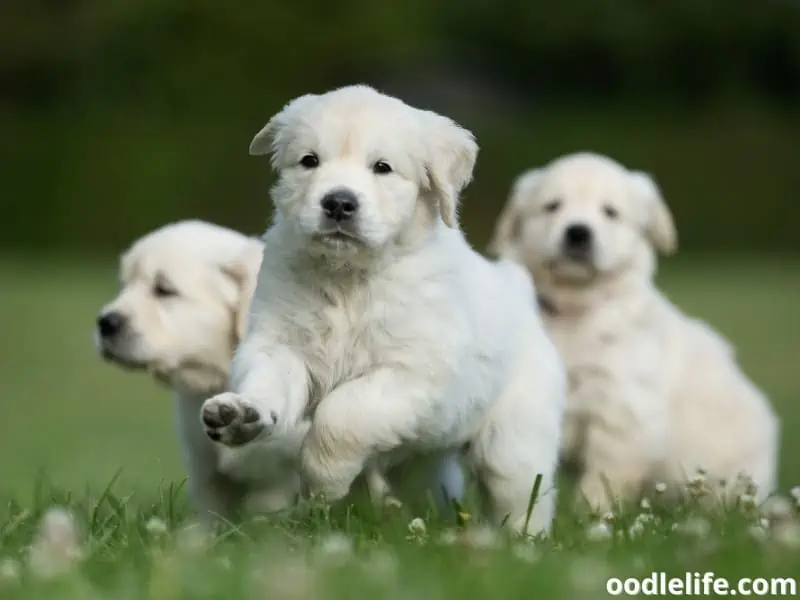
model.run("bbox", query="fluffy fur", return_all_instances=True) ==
[489,151,780,512]
[201,85,566,535]
[94,220,303,519]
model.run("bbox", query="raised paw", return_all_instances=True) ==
[201,392,276,447]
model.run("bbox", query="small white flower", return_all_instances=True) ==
[586,521,613,542]
[790,487,800,505]
[28,507,84,579]
[628,520,645,539]
[654,482,667,494]
[739,494,757,511]
[407,517,427,536]
[314,533,353,567]
[0,558,20,585]
[602,511,615,523]
[640,498,652,511]
[145,516,168,536]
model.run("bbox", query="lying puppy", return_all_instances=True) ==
[96,220,460,521]
[95,220,269,519]
[489,152,780,512]
[201,84,565,536]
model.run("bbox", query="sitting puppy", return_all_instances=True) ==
[96,221,460,521]
[489,152,779,512]
[201,85,566,536]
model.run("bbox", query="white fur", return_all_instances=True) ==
[204,85,565,535]
[95,220,269,520]
[489,152,780,512]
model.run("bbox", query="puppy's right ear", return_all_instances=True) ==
[487,168,544,257]
[219,239,264,342]
[249,94,318,164]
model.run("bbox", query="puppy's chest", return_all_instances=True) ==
[546,315,661,406]
[288,295,393,402]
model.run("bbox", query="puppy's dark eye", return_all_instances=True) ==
[603,205,619,220]
[543,199,562,213]
[153,281,178,298]
[373,160,392,175]
[299,153,319,169]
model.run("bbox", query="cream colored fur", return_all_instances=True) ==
[489,152,780,512]
[202,85,566,535]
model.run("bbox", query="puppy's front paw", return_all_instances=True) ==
[201,393,275,447]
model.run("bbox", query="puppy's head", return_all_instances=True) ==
[489,152,677,286]
[94,220,263,395]
[249,85,478,264]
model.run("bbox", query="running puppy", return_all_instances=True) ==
[201,85,565,535]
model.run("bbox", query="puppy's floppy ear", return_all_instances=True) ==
[630,171,678,255]
[249,94,318,165]
[219,239,264,342]
[422,112,479,228]
[487,168,544,257]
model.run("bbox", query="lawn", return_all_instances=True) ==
[0,254,798,598]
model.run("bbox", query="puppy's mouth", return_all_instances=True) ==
[314,228,363,245]
[100,348,148,371]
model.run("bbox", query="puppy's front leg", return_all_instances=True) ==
[201,341,309,447]
[300,368,430,501]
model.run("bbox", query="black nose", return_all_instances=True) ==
[564,224,592,249]
[97,312,126,337]
[320,189,359,222]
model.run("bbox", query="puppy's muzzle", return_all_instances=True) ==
[562,223,593,260]
[97,311,127,339]
[320,189,359,223]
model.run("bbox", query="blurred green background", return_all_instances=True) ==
[1,1,798,501]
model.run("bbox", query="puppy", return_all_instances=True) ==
[200,85,565,536]
[94,220,297,520]
[489,152,780,512]
[96,221,457,520]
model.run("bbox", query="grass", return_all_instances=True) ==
[0,254,799,598]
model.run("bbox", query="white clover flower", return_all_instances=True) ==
[640,498,652,511]
[145,516,168,536]
[790,487,800,505]
[28,507,84,579]
[407,517,427,536]
[628,520,645,539]
[654,482,668,494]
[586,521,613,542]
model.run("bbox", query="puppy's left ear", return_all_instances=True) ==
[630,171,678,255]
[423,113,479,228]
[219,239,264,342]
